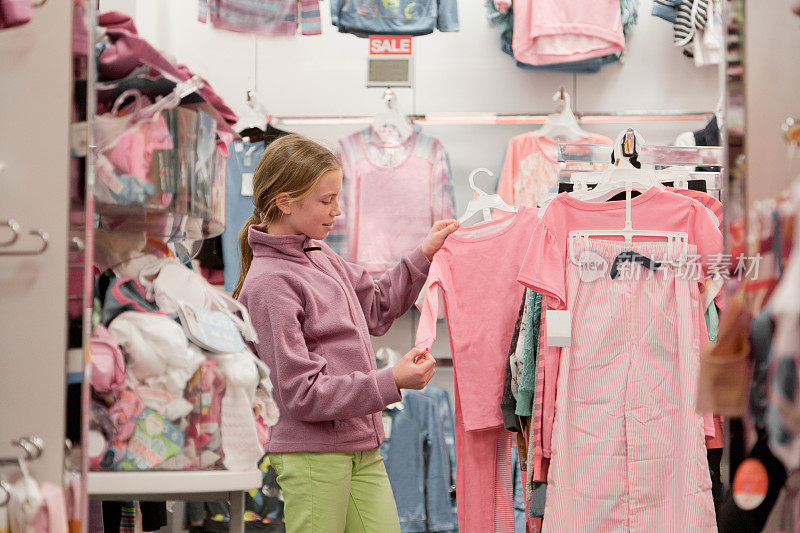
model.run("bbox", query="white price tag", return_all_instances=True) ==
[546,309,571,347]
[241,173,254,197]
[382,413,393,439]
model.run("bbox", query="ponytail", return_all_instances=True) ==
[231,134,341,301]
[232,213,260,299]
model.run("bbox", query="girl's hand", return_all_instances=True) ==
[421,219,459,261]
[392,348,436,390]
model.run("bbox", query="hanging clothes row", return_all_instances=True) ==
[415,130,725,532]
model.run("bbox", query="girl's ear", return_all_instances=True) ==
[275,193,292,215]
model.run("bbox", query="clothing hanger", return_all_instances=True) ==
[371,88,413,143]
[457,168,518,225]
[238,90,269,142]
[561,129,689,265]
[535,88,593,142]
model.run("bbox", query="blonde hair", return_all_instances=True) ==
[233,134,341,299]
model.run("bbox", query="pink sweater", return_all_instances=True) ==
[238,225,430,453]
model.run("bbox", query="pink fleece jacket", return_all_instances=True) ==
[238,224,430,453]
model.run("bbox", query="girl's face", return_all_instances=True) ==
[286,169,343,240]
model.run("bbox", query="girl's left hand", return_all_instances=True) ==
[421,219,459,261]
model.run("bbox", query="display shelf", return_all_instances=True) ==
[88,470,262,533]
[95,202,224,240]
[88,469,262,498]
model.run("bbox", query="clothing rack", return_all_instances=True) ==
[267,111,715,127]
[558,142,725,166]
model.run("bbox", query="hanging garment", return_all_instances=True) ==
[511,0,625,66]
[198,0,321,36]
[541,239,717,531]
[97,11,237,149]
[325,127,455,274]
[381,390,456,532]
[497,133,613,208]
[522,189,723,465]
[487,0,638,73]
[221,126,289,292]
[416,207,538,532]
[422,386,458,527]
[518,190,722,531]
[330,0,459,37]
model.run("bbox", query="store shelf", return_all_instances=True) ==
[88,470,262,500]
[95,203,224,241]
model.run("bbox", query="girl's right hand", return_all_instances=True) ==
[392,348,436,390]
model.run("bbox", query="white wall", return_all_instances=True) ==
[0,2,72,483]
[744,0,800,203]
[105,0,721,396]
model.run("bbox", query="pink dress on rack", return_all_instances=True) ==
[416,207,539,533]
[518,188,722,532]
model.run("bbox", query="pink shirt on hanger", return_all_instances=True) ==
[497,132,613,208]
[416,207,538,431]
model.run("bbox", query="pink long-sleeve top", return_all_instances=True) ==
[415,207,539,431]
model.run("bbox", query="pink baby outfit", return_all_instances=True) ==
[518,189,722,531]
[416,207,538,532]
[327,127,454,274]
[497,132,613,208]
[511,0,625,65]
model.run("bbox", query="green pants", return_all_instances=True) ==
[269,448,401,533]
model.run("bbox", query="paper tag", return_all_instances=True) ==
[70,122,88,157]
[546,309,571,347]
[241,173,254,196]
[382,413,392,439]
[733,458,769,510]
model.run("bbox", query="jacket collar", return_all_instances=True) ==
[248,224,318,260]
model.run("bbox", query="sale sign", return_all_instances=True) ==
[369,35,413,55]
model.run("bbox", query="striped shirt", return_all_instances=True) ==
[325,127,455,274]
[198,0,321,36]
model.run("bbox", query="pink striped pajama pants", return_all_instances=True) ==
[543,240,716,532]
[452,362,515,533]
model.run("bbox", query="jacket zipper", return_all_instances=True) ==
[303,246,383,448]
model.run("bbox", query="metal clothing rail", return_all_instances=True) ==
[268,110,715,127]
[558,143,725,167]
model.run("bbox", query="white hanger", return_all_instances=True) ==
[562,129,689,265]
[535,89,593,142]
[371,88,413,143]
[458,168,518,225]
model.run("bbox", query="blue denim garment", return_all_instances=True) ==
[221,140,263,292]
[331,0,459,36]
[422,386,458,531]
[500,40,619,74]
[381,390,456,532]
[651,0,682,22]
[510,447,525,533]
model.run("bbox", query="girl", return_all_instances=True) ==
[235,134,459,533]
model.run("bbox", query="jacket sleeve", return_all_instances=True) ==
[251,277,401,422]
[298,0,322,35]
[329,0,342,26]
[338,247,431,337]
[437,0,460,31]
